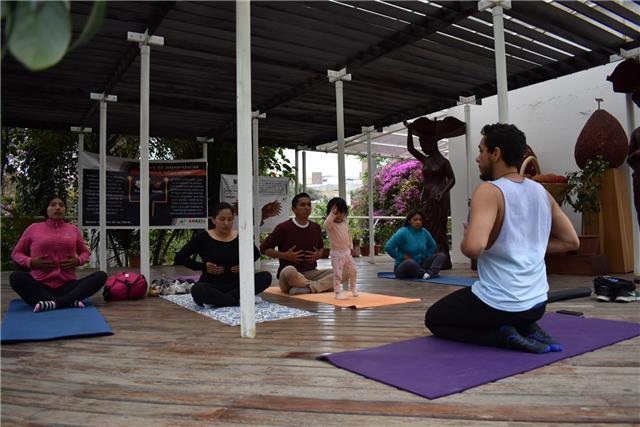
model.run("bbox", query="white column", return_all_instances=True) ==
[252,111,266,265]
[328,68,351,199]
[71,126,92,230]
[626,94,640,276]
[139,44,151,282]
[294,148,299,194]
[363,126,375,264]
[128,31,164,283]
[302,151,307,192]
[479,0,511,123]
[90,93,117,272]
[99,102,107,271]
[237,0,255,338]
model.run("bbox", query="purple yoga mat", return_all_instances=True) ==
[322,313,640,399]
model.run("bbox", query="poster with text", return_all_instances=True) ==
[79,152,208,228]
[220,174,290,232]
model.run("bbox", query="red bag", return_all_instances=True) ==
[103,272,148,301]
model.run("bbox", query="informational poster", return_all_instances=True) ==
[79,152,208,228]
[220,174,290,232]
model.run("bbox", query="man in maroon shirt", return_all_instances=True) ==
[261,193,338,294]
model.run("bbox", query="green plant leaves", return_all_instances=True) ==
[68,0,105,52]
[8,1,71,71]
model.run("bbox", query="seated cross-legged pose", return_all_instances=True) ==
[10,196,107,312]
[261,192,345,295]
[384,209,447,280]
[324,197,358,300]
[425,123,579,354]
[175,202,272,307]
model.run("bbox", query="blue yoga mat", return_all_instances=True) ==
[323,313,640,399]
[378,271,476,287]
[1,299,113,344]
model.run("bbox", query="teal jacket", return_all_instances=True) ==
[384,226,437,268]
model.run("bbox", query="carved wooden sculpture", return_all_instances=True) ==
[404,116,466,269]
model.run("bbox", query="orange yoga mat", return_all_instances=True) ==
[264,287,421,309]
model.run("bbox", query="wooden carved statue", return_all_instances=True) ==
[403,116,466,269]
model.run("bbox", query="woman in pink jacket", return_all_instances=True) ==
[10,196,107,312]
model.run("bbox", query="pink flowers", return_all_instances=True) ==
[352,159,422,217]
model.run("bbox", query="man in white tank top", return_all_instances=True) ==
[425,124,579,353]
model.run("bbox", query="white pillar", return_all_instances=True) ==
[294,148,299,194]
[99,102,107,271]
[479,0,511,123]
[127,31,164,283]
[302,151,307,192]
[252,111,266,266]
[139,44,151,282]
[90,93,117,272]
[237,0,255,338]
[363,126,375,264]
[71,126,92,229]
[328,68,351,199]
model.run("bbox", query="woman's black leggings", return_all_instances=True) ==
[191,271,272,308]
[425,287,546,348]
[9,271,107,308]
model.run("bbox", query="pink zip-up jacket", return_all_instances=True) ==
[11,219,91,288]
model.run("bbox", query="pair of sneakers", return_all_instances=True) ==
[594,276,639,303]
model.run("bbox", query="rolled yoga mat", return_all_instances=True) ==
[379,272,594,303]
[1,299,113,344]
[321,313,640,399]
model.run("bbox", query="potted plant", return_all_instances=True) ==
[348,218,363,257]
[565,155,608,254]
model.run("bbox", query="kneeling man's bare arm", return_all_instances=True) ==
[546,193,580,254]
[461,183,501,259]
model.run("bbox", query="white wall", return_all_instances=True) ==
[447,62,639,263]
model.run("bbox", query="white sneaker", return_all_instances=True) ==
[422,273,431,279]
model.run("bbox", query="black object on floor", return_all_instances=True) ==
[547,288,592,303]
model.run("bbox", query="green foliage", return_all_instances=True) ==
[565,155,608,216]
[1,215,37,270]
[2,1,106,71]
[259,146,295,181]
[4,128,78,215]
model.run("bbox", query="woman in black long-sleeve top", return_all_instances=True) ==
[175,202,272,307]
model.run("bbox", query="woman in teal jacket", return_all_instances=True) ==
[384,209,447,279]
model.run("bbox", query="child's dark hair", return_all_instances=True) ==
[292,192,311,209]
[209,202,234,228]
[41,195,67,218]
[326,197,348,216]
[403,209,423,227]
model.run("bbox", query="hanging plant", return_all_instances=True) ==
[2,1,106,71]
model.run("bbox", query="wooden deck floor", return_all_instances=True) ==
[2,258,639,426]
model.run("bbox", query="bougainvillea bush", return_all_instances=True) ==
[351,159,423,248]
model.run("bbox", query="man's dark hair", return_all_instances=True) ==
[326,197,348,216]
[403,209,423,227]
[481,123,526,167]
[291,192,311,209]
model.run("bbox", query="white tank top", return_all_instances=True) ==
[471,177,552,312]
